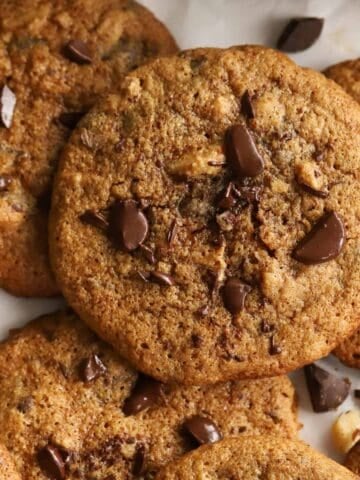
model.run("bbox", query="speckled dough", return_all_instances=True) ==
[0,0,177,297]
[155,436,359,479]
[0,444,20,480]
[50,46,360,384]
[0,310,299,480]
[346,441,360,476]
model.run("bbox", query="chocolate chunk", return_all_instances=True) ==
[132,445,146,476]
[0,175,12,192]
[222,278,251,315]
[299,183,328,198]
[167,219,178,245]
[196,304,210,317]
[80,210,108,231]
[225,124,264,179]
[58,112,84,129]
[183,415,222,445]
[304,364,351,412]
[139,244,156,264]
[218,183,237,209]
[150,271,175,286]
[123,375,163,416]
[80,353,107,382]
[277,17,324,52]
[109,200,148,252]
[64,40,92,64]
[1,84,16,128]
[17,396,33,413]
[241,90,255,119]
[38,444,67,480]
[293,211,345,264]
[269,336,282,355]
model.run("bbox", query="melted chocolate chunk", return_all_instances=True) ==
[293,211,345,264]
[277,17,324,52]
[123,375,163,416]
[1,84,16,128]
[64,40,92,64]
[299,182,328,198]
[109,200,149,252]
[58,111,84,129]
[139,244,156,264]
[80,210,108,231]
[183,415,222,445]
[0,175,12,192]
[38,444,68,480]
[304,364,351,412]
[222,278,251,315]
[132,445,146,476]
[225,124,264,179]
[80,354,107,382]
[241,90,255,119]
[150,271,175,286]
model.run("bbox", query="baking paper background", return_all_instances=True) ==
[1,0,360,463]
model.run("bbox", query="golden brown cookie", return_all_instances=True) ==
[0,0,177,297]
[0,444,20,480]
[333,331,360,369]
[325,59,360,104]
[0,310,299,479]
[50,45,360,384]
[155,436,359,480]
[346,441,360,476]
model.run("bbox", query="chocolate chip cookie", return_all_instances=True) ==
[50,45,360,384]
[0,0,177,297]
[0,310,299,479]
[346,441,360,476]
[0,444,20,480]
[155,436,359,479]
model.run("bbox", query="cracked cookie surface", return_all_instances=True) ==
[155,436,359,479]
[50,46,360,384]
[0,0,177,296]
[0,310,298,480]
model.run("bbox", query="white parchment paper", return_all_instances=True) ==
[1,0,360,463]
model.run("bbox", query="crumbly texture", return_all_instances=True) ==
[0,0,177,297]
[156,436,359,479]
[0,444,20,480]
[324,59,360,369]
[346,441,360,475]
[0,310,299,480]
[50,45,360,384]
[325,59,360,104]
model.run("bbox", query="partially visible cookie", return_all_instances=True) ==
[51,45,360,384]
[155,436,359,480]
[0,0,177,297]
[333,330,360,368]
[325,59,360,104]
[346,441,360,476]
[0,310,298,479]
[0,444,20,480]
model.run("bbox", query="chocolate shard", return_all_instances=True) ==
[277,17,324,52]
[123,375,163,416]
[225,124,264,179]
[304,363,351,413]
[183,415,222,445]
[80,353,107,382]
[1,84,16,128]
[222,277,251,315]
[150,271,175,287]
[132,445,146,476]
[80,210,108,231]
[109,199,149,252]
[37,444,68,480]
[241,90,255,119]
[293,211,345,264]
[64,39,92,64]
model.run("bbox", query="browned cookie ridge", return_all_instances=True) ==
[0,0,177,297]
[50,45,360,384]
[155,436,359,479]
[0,310,299,480]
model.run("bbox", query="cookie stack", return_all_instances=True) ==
[0,2,360,479]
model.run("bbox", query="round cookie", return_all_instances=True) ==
[0,0,177,297]
[0,310,298,479]
[346,441,360,476]
[325,59,360,104]
[0,444,20,480]
[50,45,360,384]
[155,436,359,479]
